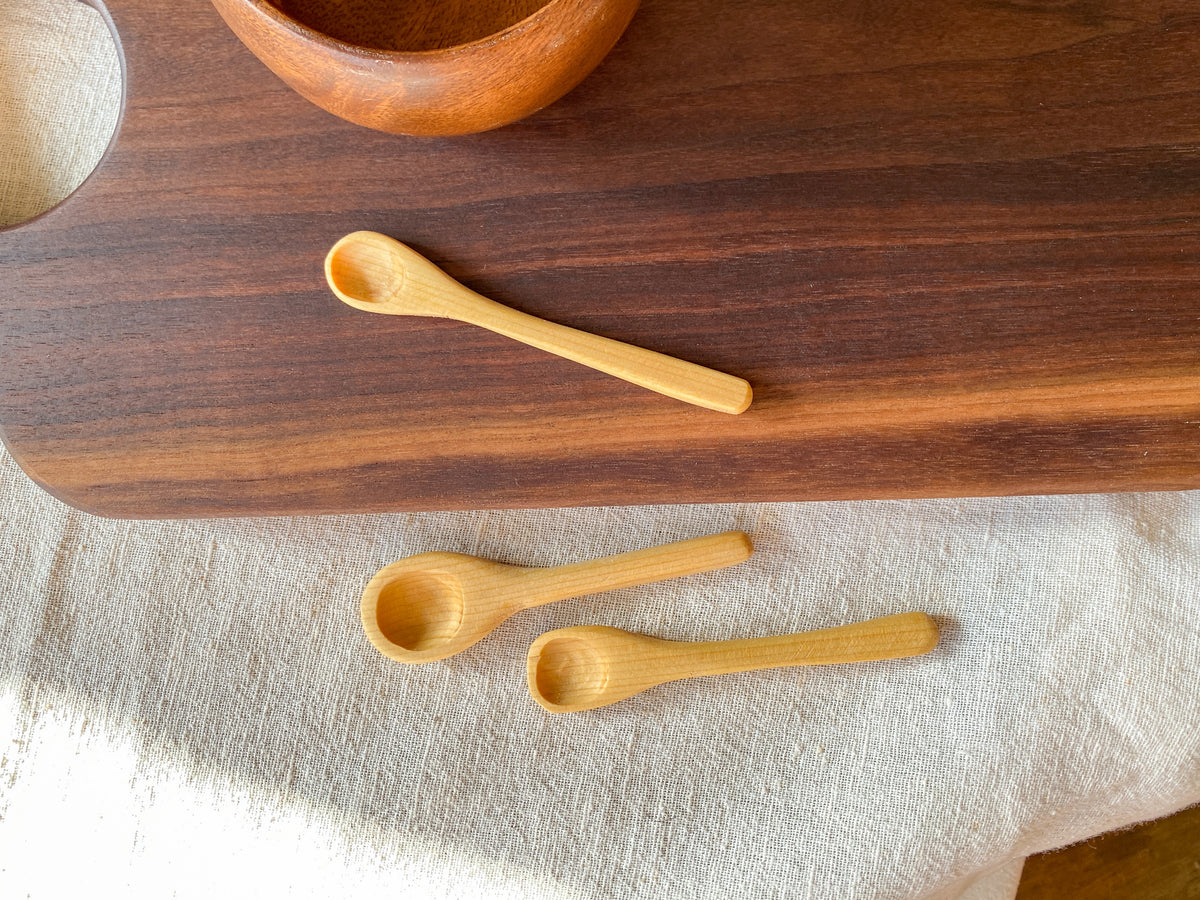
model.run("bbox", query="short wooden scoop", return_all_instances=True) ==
[325,231,753,413]
[527,611,940,712]
[361,531,754,664]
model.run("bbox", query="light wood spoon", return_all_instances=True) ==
[527,611,940,712]
[325,231,753,413]
[361,530,754,664]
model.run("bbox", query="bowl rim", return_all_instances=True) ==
[243,0,577,59]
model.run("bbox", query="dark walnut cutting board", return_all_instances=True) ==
[3,0,1200,518]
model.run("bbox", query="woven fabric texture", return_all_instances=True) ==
[0,0,120,226]
[1,2,1198,898]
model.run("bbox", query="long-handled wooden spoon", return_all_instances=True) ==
[361,530,754,664]
[325,231,753,413]
[527,611,940,712]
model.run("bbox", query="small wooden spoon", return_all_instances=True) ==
[361,531,754,663]
[527,611,940,712]
[325,232,753,413]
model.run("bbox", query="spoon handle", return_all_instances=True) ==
[520,530,754,608]
[654,612,939,682]
[455,294,752,414]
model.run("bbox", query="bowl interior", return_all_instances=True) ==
[270,0,556,52]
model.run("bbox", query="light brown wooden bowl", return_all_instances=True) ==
[210,0,640,136]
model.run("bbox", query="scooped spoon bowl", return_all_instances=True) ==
[361,531,754,664]
[527,611,941,712]
[326,231,752,413]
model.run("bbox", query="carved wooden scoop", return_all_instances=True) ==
[361,531,754,663]
[527,611,940,712]
[325,232,753,413]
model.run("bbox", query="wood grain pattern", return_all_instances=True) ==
[1018,802,1200,899]
[1,0,1199,518]
[527,612,940,712]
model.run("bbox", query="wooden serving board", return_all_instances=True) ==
[3,0,1200,518]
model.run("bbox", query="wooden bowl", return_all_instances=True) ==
[210,0,641,136]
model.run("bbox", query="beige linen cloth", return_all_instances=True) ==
[2,2,1197,898]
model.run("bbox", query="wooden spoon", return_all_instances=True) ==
[325,232,753,413]
[527,611,940,712]
[361,530,754,663]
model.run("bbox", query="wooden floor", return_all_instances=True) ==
[1017,802,1200,899]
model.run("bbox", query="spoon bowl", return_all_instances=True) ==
[361,531,754,664]
[327,231,753,413]
[527,612,941,713]
[374,569,465,652]
[530,632,612,708]
[326,236,406,308]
